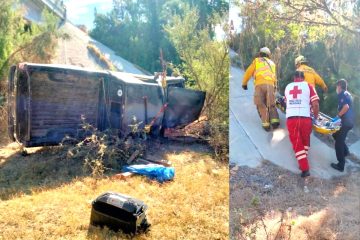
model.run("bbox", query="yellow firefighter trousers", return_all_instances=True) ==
[254,84,279,128]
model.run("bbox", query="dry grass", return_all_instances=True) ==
[87,44,117,71]
[0,107,9,146]
[230,161,360,240]
[0,141,229,240]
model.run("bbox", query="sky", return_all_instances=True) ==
[64,0,113,30]
[229,2,241,33]
[213,1,241,39]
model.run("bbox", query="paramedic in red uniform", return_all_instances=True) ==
[285,71,319,178]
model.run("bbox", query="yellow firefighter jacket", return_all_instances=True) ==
[297,64,327,91]
[242,57,277,87]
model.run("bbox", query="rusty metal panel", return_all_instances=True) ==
[15,69,30,143]
[121,82,164,136]
[19,64,103,146]
[7,66,16,142]
[106,77,125,132]
[163,87,206,128]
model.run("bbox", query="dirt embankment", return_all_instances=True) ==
[230,161,360,240]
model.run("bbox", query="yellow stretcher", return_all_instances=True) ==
[312,112,341,135]
[275,96,341,135]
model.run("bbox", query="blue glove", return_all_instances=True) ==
[311,117,317,124]
[331,116,340,122]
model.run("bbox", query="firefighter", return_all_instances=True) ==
[285,71,319,178]
[331,79,355,172]
[295,55,328,92]
[242,47,280,131]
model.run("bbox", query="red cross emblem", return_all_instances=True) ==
[290,86,302,99]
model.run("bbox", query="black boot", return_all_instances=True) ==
[271,122,280,129]
[301,170,310,178]
[331,163,344,172]
[263,126,271,132]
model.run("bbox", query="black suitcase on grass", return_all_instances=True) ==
[90,192,150,234]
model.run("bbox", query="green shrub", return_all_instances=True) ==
[166,7,229,161]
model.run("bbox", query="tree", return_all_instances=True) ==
[0,0,25,76]
[0,1,62,106]
[0,8,61,80]
[166,7,230,159]
[259,0,360,35]
[90,0,229,73]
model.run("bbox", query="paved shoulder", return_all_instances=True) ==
[350,140,360,158]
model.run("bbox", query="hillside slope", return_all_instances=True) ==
[53,22,147,75]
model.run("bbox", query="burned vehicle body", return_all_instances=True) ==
[8,63,205,147]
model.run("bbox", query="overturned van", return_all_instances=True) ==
[7,63,205,147]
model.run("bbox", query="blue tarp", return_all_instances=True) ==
[122,164,175,183]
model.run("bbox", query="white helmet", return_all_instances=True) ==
[260,47,271,56]
[295,55,307,66]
